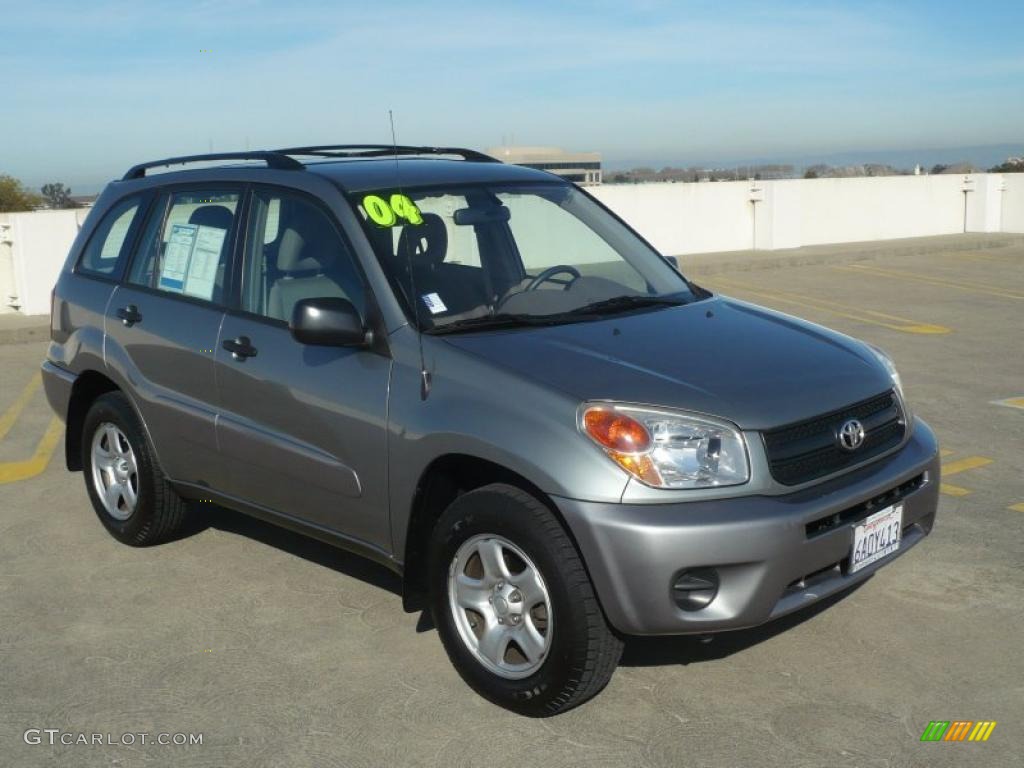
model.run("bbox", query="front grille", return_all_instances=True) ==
[763,391,906,486]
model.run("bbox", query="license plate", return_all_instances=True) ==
[850,503,903,573]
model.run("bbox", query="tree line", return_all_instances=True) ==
[0,176,83,212]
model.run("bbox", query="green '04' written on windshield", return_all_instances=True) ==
[362,193,423,227]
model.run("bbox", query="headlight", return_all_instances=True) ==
[867,344,904,399]
[580,404,749,489]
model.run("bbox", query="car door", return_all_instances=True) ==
[214,185,392,551]
[104,186,243,487]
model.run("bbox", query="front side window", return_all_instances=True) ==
[242,188,366,323]
[77,195,145,277]
[348,182,696,332]
[128,189,239,303]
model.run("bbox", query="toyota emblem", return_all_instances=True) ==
[837,419,866,451]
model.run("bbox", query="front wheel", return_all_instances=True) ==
[429,483,623,716]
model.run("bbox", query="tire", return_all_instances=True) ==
[81,391,191,546]
[429,483,623,716]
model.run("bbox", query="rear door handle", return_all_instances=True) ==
[222,335,258,361]
[116,304,142,326]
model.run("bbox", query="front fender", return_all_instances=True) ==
[386,334,630,559]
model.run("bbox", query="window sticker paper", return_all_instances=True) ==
[183,226,225,300]
[159,223,198,293]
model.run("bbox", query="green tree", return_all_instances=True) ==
[0,174,43,212]
[41,182,78,209]
[989,160,1024,173]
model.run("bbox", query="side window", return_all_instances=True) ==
[77,195,145,277]
[243,189,365,322]
[128,189,239,304]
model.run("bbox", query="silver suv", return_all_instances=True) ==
[42,145,940,715]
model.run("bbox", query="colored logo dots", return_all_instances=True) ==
[920,720,997,742]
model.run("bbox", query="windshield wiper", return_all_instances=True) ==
[566,294,687,316]
[425,313,568,335]
[427,296,687,335]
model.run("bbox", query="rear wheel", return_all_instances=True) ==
[82,392,190,546]
[429,483,623,716]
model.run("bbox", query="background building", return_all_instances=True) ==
[487,146,602,185]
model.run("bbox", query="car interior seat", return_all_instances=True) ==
[268,205,356,322]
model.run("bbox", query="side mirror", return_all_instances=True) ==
[664,255,680,271]
[290,297,369,347]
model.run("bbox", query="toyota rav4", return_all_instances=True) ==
[42,145,940,715]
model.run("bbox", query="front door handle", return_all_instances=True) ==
[222,335,258,361]
[116,304,142,327]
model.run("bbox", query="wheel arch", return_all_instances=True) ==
[65,370,160,475]
[65,370,121,470]
[400,453,587,612]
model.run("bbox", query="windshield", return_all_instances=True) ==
[348,182,698,332]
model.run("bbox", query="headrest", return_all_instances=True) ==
[277,206,337,273]
[396,213,448,269]
[188,205,234,230]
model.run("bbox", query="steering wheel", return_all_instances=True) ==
[525,265,582,292]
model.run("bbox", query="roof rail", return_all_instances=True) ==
[273,144,501,164]
[122,151,305,180]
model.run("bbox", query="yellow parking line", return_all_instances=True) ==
[0,374,42,441]
[0,417,63,484]
[708,278,950,334]
[941,456,993,477]
[992,397,1024,410]
[1009,503,1024,513]
[940,483,971,497]
[836,264,1024,300]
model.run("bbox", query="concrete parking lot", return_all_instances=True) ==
[1,234,1022,767]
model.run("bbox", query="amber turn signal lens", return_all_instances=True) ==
[583,407,652,453]
[609,451,663,485]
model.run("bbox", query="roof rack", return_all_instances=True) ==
[273,144,501,164]
[122,151,305,180]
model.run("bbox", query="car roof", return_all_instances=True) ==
[305,157,560,193]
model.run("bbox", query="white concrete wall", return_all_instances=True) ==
[1000,174,1024,233]
[1,209,91,315]
[1,173,1021,315]
[966,174,1005,233]
[589,173,1014,255]
[795,175,965,245]
[591,181,756,254]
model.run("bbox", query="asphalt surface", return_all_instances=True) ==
[1,234,1022,767]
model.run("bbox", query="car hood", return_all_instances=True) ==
[441,296,894,431]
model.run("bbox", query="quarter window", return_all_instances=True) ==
[77,195,145,277]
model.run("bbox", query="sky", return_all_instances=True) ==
[2,0,1023,191]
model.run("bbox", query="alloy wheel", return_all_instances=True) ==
[447,534,553,679]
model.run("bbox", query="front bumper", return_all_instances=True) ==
[554,417,940,636]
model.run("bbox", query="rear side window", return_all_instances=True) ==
[128,189,240,304]
[77,195,145,277]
